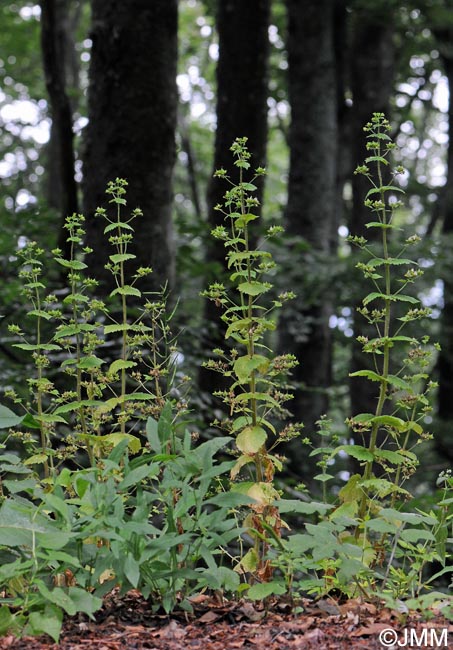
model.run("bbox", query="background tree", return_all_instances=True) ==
[198,0,271,402]
[83,0,178,293]
[277,0,337,446]
[348,1,396,420]
[40,0,79,255]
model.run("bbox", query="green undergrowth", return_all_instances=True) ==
[0,116,452,641]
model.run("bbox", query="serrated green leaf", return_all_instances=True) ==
[225,318,253,338]
[235,392,280,408]
[236,426,267,454]
[233,354,269,382]
[394,294,419,304]
[54,400,101,414]
[334,445,374,462]
[0,405,24,429]
[23,453,49,466]
[230,454,254,479]
[124,555,140,588]
[350,370,383,382]
[371,415,406,430]
[28,605,63,643]
[237,281,271,296]
[366,185,404,198]
[104,221,133,233]
[54,257,87,270]
[104,323,129,334]
[54,324,94,339]
[365,221,398,229]
[110,285,141,298]
[13,343,61,351]
[109,253,136,264]
[27,309,52,320]
[102,433,141,454]
[78,355,104,369]
[373,449,407,465]
[109,359,137,374]
[247,581,286,600]
[365,155,390,165]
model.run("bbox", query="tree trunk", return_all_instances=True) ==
[40,0,79,253]
[83,0,177,294]
[349,6,395,421]
[198,0,270,403]
[435,42,453,461]
[277,0,337,447]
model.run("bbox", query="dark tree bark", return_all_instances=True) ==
[435,36,453,460]
[277,0,337,443]
[40,0,79,252]
[349,5,395,420]
[198,0,270,400]
[83,0,177,294]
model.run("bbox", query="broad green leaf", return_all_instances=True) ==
[235,392,280,408]
[104,323,129,334]
[333,445,374,462]
[227,250,271,268]
[110,285,141,298]
[109,253,136,263]
[104,221,133,233]
[78,355,103,369]
[365,222,398,229]
[54,400,101,414]
[365,155,389,165]
[101,433,141,454]
[54,324,94,339]
[247,482,279,505]
[233,354,269,382]
[373,449,407,465]
[237,281,271,296]
[407,421,423,435]
[235,548,258,574]
[401,529,435,543]
[380,508,437,526]
[27,309,52,320]
[0,606,15,637]
[236,426,266,454]
[225,317,252,338]
[365,185,404,198]
[119,464,159,489]
[54,257,87,270]
[0,405,24,429]
[386,375,412,391]
[360,479,409,498]
[368,257,414,267]
[230,454,254,479]
[124,555,140,588]
[393,294,419,304]
[36,413,67,424]
[23,453,48,466]
[109,359,137,374]
[350,370,383,382]
[63,293,90,304]
[13,343,60,351]
[206,491,253,507]
[27,605,63,643]
[276,500,333,515]
[370,415,406,430]
[247,581,286,600]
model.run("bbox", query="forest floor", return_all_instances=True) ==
[0,591,452,650]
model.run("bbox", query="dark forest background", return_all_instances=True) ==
[1,0,453,487]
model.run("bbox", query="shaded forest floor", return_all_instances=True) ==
[1,591,452,649]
